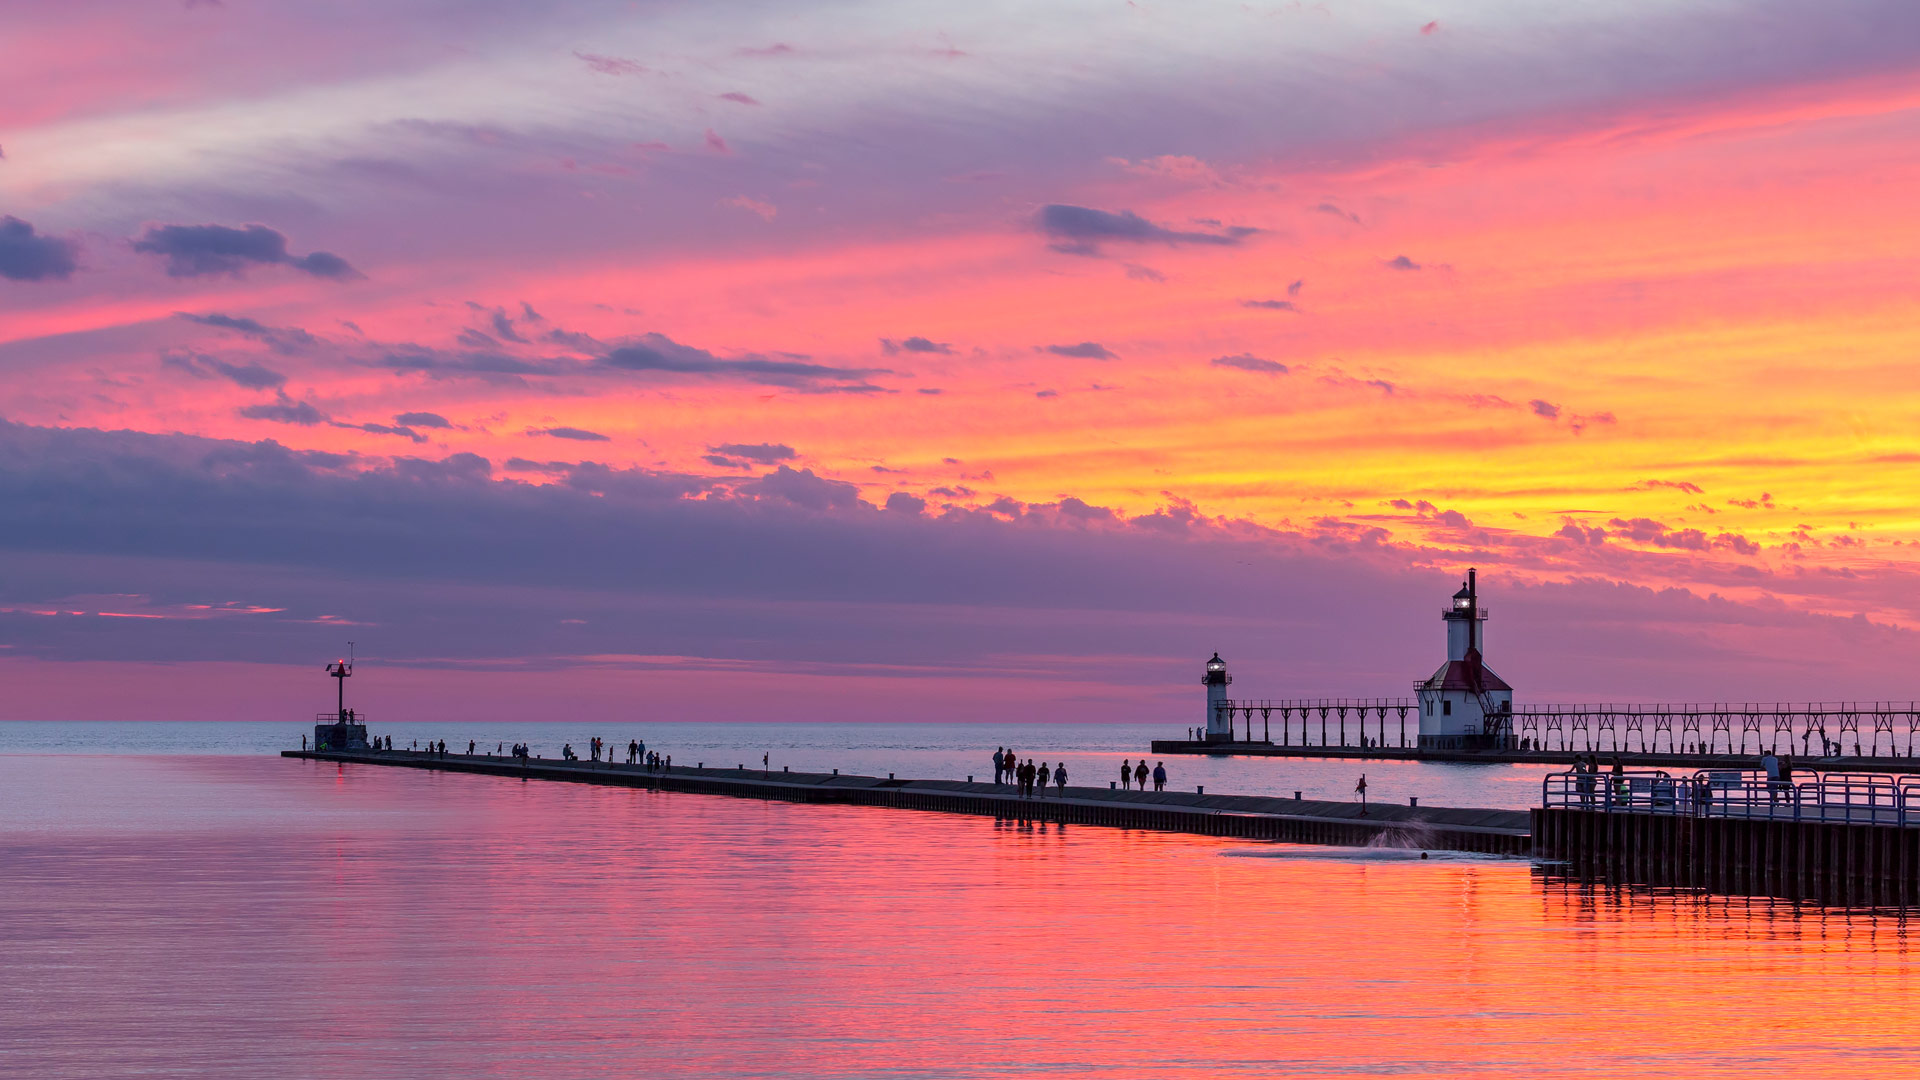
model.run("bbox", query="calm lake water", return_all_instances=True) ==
[2,748,1915,1078]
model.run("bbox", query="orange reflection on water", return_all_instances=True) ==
[1,755,1914,1078]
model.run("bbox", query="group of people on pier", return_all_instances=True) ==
[1120,759,1168,791]
[994,749,1066,797]
[988,748,1171,797]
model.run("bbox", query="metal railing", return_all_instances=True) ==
[1543,768,1920,826]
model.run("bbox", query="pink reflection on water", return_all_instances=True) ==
[1,755,1915,1078]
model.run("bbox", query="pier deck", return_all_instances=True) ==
[284,749,1531,855]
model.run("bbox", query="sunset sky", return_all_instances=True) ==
[6,1,1920,722]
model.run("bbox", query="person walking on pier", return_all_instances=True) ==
[1037,762,1051,797]
[1120,759,1132,790]
[1152,762,1166,791]
[1055,762,1068,793]
[1355,773,1369,816]
[1761,749,1781,803]
[1134,760,1149,791]
[468,740,475,756]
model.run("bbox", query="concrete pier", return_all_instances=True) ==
[283,749,1532,855]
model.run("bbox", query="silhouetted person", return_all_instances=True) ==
[1355,773,1369,815]
[1134,760,1149,791]
[1055,763,1068,793]
[1153,762,1167,791]
[468,740,475,755]
[302,734,308,751]
[1120,759,1132,790]
[993,748,1005,784]
[1037,762,1051,796]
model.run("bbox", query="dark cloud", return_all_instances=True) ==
[1556,521,1608,546]
[1037,204,1255,255]
[177,312,318,353]
[885,492,927,515]
[395,412,451,429]
[1035,389,1059,398]
[1124,263,1166,283]
[238,399,326,425]
[575,51,647,76]
[602,332,885,391]
[1043,342,1116,360]
[376,346,564,380]
[1383,255,1422,271]
[1287,280,1304,297]
[1313,202,1362,224]
[0,216,79,281]
[161,350,288,390]
[880,336,953,355]
[489,308,526,343]
[132,223,359,279]
[1211,353,1288,375]
[1636,479,1704,494]
[533,426,611,442]
[1240,299,1297,312]
[337,421,425,444]
[1529,399,1562,419]
[738,465,863,511]
[707,443,797,466]
[1607,517,1709,550]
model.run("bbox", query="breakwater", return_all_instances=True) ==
[284,749,1532,855]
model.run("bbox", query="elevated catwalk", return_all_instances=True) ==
[1159,700,1920,774]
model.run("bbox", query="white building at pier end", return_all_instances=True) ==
[1415,568,1514,750]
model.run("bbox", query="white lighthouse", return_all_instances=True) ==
[1202,652,1234,742]
[1415,568,1514,750]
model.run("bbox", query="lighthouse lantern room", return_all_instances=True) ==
[1414,568,1515,750]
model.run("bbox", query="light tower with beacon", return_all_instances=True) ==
[313,644,370,751]
[1201,652,1234,742]
[1414,568,1514,750]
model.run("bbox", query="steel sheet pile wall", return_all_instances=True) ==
[1533,807,1920,906]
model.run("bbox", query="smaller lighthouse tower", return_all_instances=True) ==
[1202,652,1234,742]
[1415,569,1514,750]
